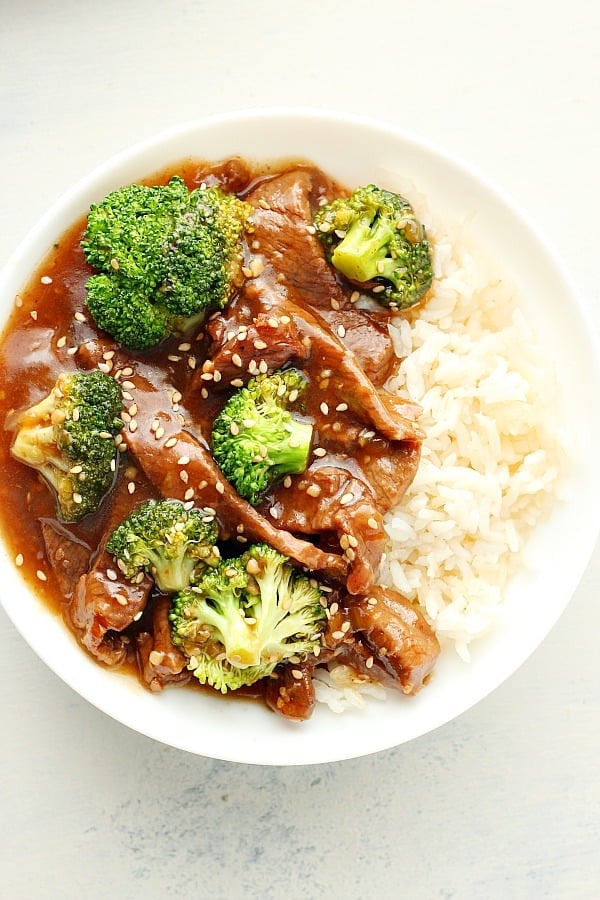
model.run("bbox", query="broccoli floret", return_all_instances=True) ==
[313,184,433,309]
[10,371,123,522]
[105,498,220,593]
[169,543,327,693]
[81,177,253,350]
[211,368,313,504]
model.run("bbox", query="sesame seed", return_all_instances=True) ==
[164,437,177,448]
[269,506,280,519]
[336,403,348,412]
[280,315,291,325]
[72,492,83,504]
[168,355,182,363]
[154,426,165,440]
[127,482,136,494]
[40,275,53,285]
[215,481,225,495]
[345,547,356,562]
[331,630,345,641]
[320,402,329,415]
[69,464,83,474]
[249,257,264,277]
[177,455,190,466]
[180,470,189,484]
[231,353,243,367]
[200,372,214,381]
[313,447,327,457]
[372,284,386,293]
[267,317,278,328]
[74,311,86,322]
[128,403,138,417]
[178,342,191,352]
[72,407,80,422]
[341,621,351,633]
[350,290,360,303]
[129,420,138,433]
[340,492,354,506]
[230,422,240,436]
[366,656,374,669]
[291,669,303,680]
[231,378,244,388]
[200,388,209,399]
[184,488,194,501]
[115,595,128,607]
[197,481,208,491]
[347,534,359,548]
[367,517,379,530]
[258,198,270,209]
[188,357,196,370]
[66,346,78,356]
[171,390,182,404]
[106,569,118,581]
[306,484,322,498]
[15,553,24,567]
[288,436,301,449]
[253,340,267,350]
[283,476,292,488]
[337,325,346,338]
[30,310,38,320]
[98,431,113,440]
[36,570,47,582]
[56,336,67,348]
[330,298,340,310]
[121,379,135,389]
[258,360,268,374]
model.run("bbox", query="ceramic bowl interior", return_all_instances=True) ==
[1,109,598,765]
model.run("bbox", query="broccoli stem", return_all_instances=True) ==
[331,215,394,283]
[266,416,313,475]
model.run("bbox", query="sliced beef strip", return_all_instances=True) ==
[345,585,440,694]
[120,370,347,582]
[199,309,308,388]
[207,281,422,444]
[264,662,316,721]
[67,478,155,667]
[264,461,386,596]
[136,596,191,692]
[246,169,397,386]
[39,519,92,600]
[69,562,151,667]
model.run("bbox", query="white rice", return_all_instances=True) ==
[315,190,565,711]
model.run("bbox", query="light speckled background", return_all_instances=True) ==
[1,2,599,897]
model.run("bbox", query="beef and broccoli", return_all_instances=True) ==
[0,158,439,720]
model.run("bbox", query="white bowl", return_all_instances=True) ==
[1,109,599,765]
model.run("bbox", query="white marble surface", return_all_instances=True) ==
[1,2,599,897]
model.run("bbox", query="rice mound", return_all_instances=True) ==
[380,213,564,661]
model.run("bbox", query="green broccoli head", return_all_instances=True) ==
[10,371,123,521]
[81,177,253,350]
[313,184,433,309]
[105,498,221,593]
[169,543,327,693]
[211,368,313,504]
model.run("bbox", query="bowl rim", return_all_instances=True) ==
[1,107,599,765]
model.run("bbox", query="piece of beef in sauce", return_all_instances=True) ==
[345,585,440,694]
[136,596,191,692]
[243,168,397,387]
[67,476,155,667]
